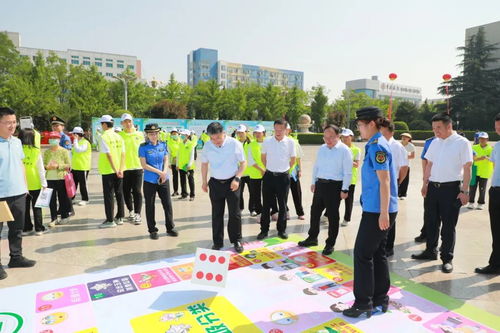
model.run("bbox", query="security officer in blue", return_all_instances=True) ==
[50,116,72,150]
[343,107,398,319]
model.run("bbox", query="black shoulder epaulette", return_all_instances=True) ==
[140,142,148,147]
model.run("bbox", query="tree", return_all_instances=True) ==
[258,83,286,121]
[325,110,346,128]
[331,90,391,128]
[310,86,328,131]
[394,101,418,124]
[149,100,187,119]
[284,86,308,128]
[190,80,221,119]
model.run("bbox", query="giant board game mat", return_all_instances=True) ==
[1,235,499,333]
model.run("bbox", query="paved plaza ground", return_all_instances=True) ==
[1,142,499,318]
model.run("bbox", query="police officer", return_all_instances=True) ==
[343,107,398,318]
[340,128,361,226]
[50,116,72,150]
[139,123,178,240]
[246,125,266,217]
[201,122,246,253]
[119,113,144,224]
[298,125,352,255]
[412,113,472,273]
[97,115,126,228]
[258,119,296,240]
[475,113,500,274]
[167,128,181,197]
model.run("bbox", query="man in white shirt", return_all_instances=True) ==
[298,125,352,255]
[412,113,472,273]
[258,119,296,240]
[201,122,247,253]
[380,120,409,257]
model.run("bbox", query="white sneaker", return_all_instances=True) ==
[35,229,49,236]
[22,230,34,236]
[134,214,142,225]
[128,211,135,221]
[467,203,475,209]
[114,218,124,225]
[78,200,89,206]
[47,219,58,228]
[250,211,257,217]
[58,217,70,225]
[99,221,117,228]
[476,204,484,210]
[341,220,349,227]
[399,196,406,200]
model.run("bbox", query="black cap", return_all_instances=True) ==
[144,123,161,132]
[355,107,383,121]
[50,116,65,125]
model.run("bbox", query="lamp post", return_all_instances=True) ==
[388,73,397,120]
[442,73,452,115]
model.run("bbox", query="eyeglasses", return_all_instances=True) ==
[0,121,18,126]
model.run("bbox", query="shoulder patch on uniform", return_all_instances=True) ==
[375,151,387,164]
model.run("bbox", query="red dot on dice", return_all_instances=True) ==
[196,271,204,279]
[209,255,216,263]
[200,253,207,261]
[215,274,223,282]
[206,273,213,280]
[218,256,226,264]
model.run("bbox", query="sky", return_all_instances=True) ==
[1,0,500,100]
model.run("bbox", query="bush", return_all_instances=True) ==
[409,119,432,130]
[393,121,409,131]
[297,133,324,144]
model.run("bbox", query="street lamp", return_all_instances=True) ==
[113,75,129,110]
[388,73,398,120]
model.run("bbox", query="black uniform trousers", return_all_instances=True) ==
[47,180,71,221]
[143,180,174,234]
[123,169,143,214]
[101,173,124,222]
[0,194,26,259]
[248,178,263,214]
[398,167,410,197]
[308,180,342,247]
[208,177,242,247]
[343,184,356,222]
[353,211,397,309]
[469,176,488,205]
[179,169,195,198]
[488,187,500,267]
[260,171,290,233]
[72,170,89,201]
[24,189,45,232]
[424,181,461,262]
[239,176,250,211]
[170,164,179,193]
[289,177,305,216]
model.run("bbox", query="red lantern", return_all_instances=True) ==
[389,73,397,81]
[442,73,452,81]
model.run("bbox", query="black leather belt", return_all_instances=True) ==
[429,181,460,188]
[317,179,342,184]
[266,171,289,176]
[211,177,234,184]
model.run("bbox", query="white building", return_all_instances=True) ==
[3,31,142,79]
[465,20,500,70]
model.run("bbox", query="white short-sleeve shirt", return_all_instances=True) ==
[261,136,296,173]
[384,137,409,176]
[425,132,473,182]
[201,136,245,180]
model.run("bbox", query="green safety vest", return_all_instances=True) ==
[472,144,494,179]
[71,138,92,171]
[349,144,361,185]
[177,138,197,171]
[119,130,144,170]
[167,136,181,164]
[159,131,169,142]
[34,130,41,149]
[200,133,210,143]
[98,129,124,175]
[289,136,300,175]
[246,140,265,179]
[23,145,42,191]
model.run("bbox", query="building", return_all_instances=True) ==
[345,75,422,105]
[187,48,304,89]
[465,20,500,70]
[3,31,142,79]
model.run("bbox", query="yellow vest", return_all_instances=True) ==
[34,130,41,149]
[98,129,124,175]
[472,144,494,178]
[246,140,265,179]
[177,139,197,171]
[119,130,144,170]
[349,144,361,185]
[23,146,42,191]
[71,138,92,171]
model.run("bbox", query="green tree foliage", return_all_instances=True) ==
[284,86,308,128]
[310,86,328,131]
[149,99,188,119]
[394,101,418,124]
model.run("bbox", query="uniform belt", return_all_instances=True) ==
[266,171,289,176]
[211,177,235,184]
[429,181,460,188]
[317,179,342,184]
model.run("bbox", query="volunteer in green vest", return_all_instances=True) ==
[167,128,181,197]
[236,125,252,212]
[97,115,126,228]
[19,128,48,235]
[119,113,144,224]
[340,128,361,226]
[200,130,210,148]
[177,129,197,201]
[246,124,266,217]
[159,129,169,143]
[71,126,92,206]
[287,124,305,220]
[468,132,494,210]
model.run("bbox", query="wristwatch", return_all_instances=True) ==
[460,190,469,195]
[234,177,241,183]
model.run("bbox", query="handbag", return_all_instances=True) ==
[64,171,77,198]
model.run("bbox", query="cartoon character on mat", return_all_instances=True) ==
[430,316,487,333]
[279,273,294,281]
[270,310,298,325]
[89,283,112,291]
[166,324,191,333]
[159,312,184,322]
[303,287,319,295]
[41,312,68,325]
[41,291,64,301]
[330,302,350,313]
[139,273,155,284]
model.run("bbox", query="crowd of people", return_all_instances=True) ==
[0,106,499,319]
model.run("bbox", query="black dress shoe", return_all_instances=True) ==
[411,251,437,260]
[414,234,426,243]
[233,241,244,253]
[322,246,334,256]
[172,192,179,197]
[298,238,318,247]
[475,265,500,274]
[150,232,159,240]
[167,229,179,237]
[342,305,372,318]
[257,232,268,240]
[211,244,223,250]
[8,256,36,268]
[442,262,453,273]
[386,249,394,257]
[0,266,7,280]
[277,232,288,240]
